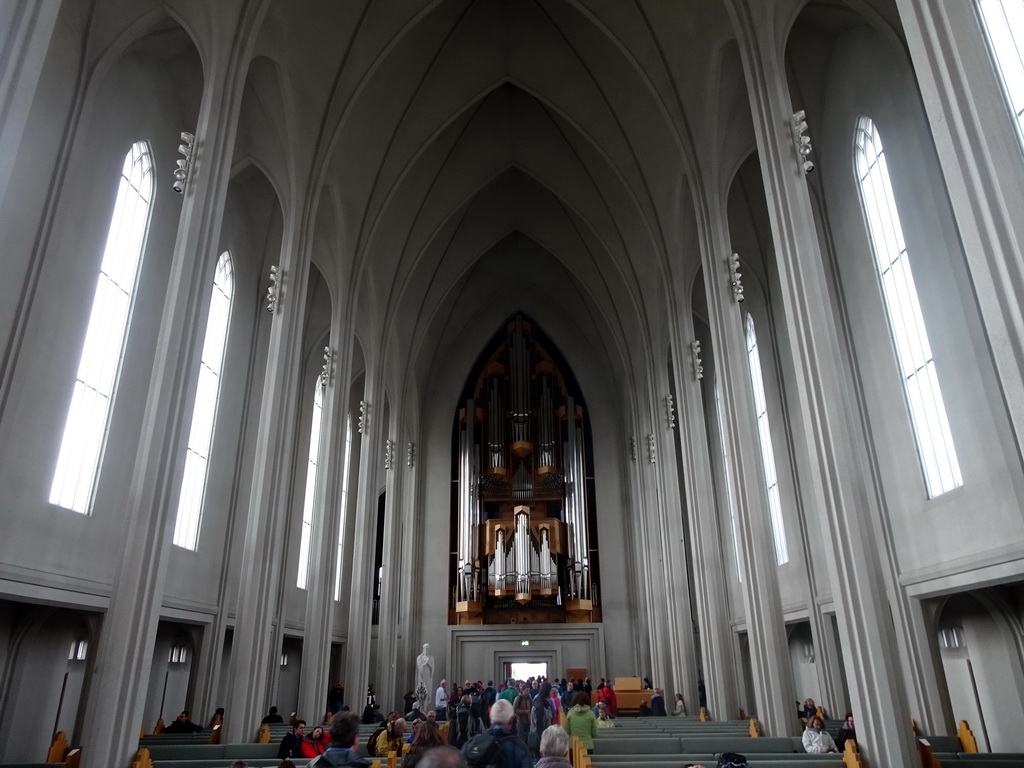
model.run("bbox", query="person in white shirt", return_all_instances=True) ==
[435,679,448,721]
[802,716,838,754]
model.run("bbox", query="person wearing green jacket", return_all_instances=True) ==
[563,693,598,752]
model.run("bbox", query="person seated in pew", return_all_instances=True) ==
[403,721,447,768]
[277,719,305,760]
[300,725,333,758]
[797,698,817,726]
[672,693,686,716]
[638,699,652,717]
[376,717,407,756]
[164,710,203,733]
[277,761,296,768]
[308,711,371,768]
[836,712,856,752]
[802,716,839,754]
[262,706,285,724]
[228,761,247,768]
[595,702,615,729]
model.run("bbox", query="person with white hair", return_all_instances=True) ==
[468,699,530,768]
[537,724,571,767]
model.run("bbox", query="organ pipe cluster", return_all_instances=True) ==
[454,315,595,623]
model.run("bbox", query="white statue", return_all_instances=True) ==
[416,642,434,703]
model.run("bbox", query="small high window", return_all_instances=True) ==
[744,314,789,565]
[50,142,153,513]
[854,117,962,497]
[297,381,325,589]
[172,252,234,549]
[977,0,1024,142]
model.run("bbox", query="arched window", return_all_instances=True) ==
[854,117,962,497]
[50,141,154,513]
[977,0,1024,142]
[744,314,789,566]
[172,252,234,550]
[297,381,325,589]
[334,415,354,601]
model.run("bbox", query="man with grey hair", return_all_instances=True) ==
[462,699,530,768]
[537,724,571,767]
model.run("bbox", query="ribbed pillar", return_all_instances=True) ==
[298,316,355,724]
[343,368,384,714]
[669,311,740,720]
[80,7,257,765]
[724,2,917,763]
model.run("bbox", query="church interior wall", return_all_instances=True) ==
[805,19,1024,584]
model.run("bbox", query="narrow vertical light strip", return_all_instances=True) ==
[50,141,154,513]
[172,252,234,549]
[854,118,963,497]
[978,0,1024,140]
[334,416,354,601]
[744,314,789,565]
[297,382,325,589]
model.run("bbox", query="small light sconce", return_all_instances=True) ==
[172,132,195,193]
[792,111,814,173]
[690,340,703,380]
[266,265,281,312]
[728,253,744,302]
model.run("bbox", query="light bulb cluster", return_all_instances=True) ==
[172,131,194,193]
[792,110,814,173]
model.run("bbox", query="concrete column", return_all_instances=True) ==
[373,402,403,705]
[224,212,314,739]
[79,9,256,766]
[647,360,698,700]
[696,208,794,734]
[298,315,356,723]
[724,2,917,762]
[344,367,384,714]
[669,310,740,720]
[895,0,1024,456]
[0,0,60,208]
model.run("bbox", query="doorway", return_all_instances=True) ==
[505,661,547,682]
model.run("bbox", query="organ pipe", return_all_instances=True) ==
[515,507,530,601]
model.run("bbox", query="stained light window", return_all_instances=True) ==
[172,252,234,549]
[855,118,962,497]
[977,0,1024,141]
[297,382,325,589]
[744,314,789,565]
[50,142,153,513]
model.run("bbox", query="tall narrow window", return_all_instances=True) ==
[334,416,354,601]
[977,0,1024,141]
[855,118,962,497]
[745,314,789,566]
[297,382,325,589]
[172,252,234,549]
[50,141,154,513]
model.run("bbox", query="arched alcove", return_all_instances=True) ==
[449,313,600,626]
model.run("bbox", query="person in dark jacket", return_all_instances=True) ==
[307,711,370,767]
[475,699,530,768]
[276,720,305,760]
[164,711,202,733]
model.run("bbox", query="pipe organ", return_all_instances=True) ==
[453,315,598,624]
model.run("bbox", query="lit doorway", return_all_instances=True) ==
[508,662,548,682]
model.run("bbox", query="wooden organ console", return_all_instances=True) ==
[452,315,599,625]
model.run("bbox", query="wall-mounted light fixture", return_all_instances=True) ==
[172,132,194,193]
[728,253,745,302]
[691,340,703,380]
[792,111,814,173]
[265,265,281,312]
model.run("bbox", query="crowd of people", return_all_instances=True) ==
[181,680,859,766]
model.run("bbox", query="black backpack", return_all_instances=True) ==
[717,753,748,768]
[366,724,386,754]
[462,730,510,768]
